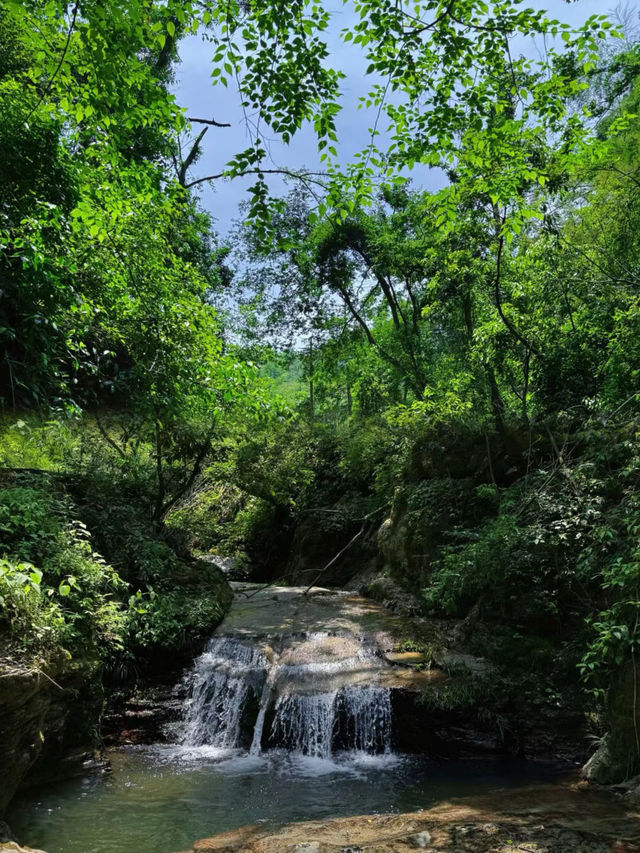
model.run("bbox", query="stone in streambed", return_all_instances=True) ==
[408,830,432,847]
[385,651,428,667]
[0,843,48,853]
[191,784,640,853]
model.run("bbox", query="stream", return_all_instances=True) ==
[7,749,568,853]
[7,585,573,853]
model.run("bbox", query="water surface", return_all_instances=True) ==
[9,747,569,853]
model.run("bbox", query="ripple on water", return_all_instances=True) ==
[7,747,570,853]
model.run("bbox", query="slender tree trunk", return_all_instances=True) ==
[486,366,508,444]
[463,288,473,341]
[153,419,166,528]
[308,337,315,428]
[522,348,531,424]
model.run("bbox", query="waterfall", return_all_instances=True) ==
[249,668,276,755]
[182,638,268,748]
[339,686,392,753]
[269,686,392,757]
[181,633,394,757]
[270,692,338,758]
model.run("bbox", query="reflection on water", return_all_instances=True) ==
[8,747,570,853]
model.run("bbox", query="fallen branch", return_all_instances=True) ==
[237,576,287,600]
[37,667,64,691]
[303,504,388,595]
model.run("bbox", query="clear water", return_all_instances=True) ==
[8,746,569,853]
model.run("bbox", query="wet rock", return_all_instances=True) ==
[436,651,491,676]
[198,554,247,581]
[214,583,439,697]
[0,659,102,816]
[391,689,506,758]
[0,843,48,853]
[0,666,48,815]
[191,785,640,853]
[582,738,621,785]
[385,651,428,667]
[606,774,640,808]
[0,823,14,843]
[361,575,423,618]
[605,661,640,781]
[103,683,186,746]
[408,830,431,847]
[625,778,640,807]
[193,825,263,852]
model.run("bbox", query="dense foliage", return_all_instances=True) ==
[2,0,640,783]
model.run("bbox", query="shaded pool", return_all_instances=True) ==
[8,746,571,853]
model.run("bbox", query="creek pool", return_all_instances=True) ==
[8,747,570,853]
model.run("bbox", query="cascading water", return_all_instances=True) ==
[269,692,337,758]
[181,631,393,757]
[339,686,393,754]
[182,637,268,748]
[269,686,392,757]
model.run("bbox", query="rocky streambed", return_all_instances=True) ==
[179,583,446,758]
[189,784,640,853]
[6,583,636,853]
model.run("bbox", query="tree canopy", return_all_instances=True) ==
[3,0,640,783]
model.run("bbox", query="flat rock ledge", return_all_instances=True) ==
[189,785,640,853]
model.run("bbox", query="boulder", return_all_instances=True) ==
[0,658,102,816]
[583,738,622,785]
[583,660,640,785]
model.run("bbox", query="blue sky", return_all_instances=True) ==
[172,0,637,236]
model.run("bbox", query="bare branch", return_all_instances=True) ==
[188,116,232,127]
[178,126,208,186]
[185,167,328,189]
[95,411,127,459]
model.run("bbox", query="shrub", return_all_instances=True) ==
[0,482,126,660]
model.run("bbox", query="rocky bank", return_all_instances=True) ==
[0,657,103,816]
[189,784,640,853]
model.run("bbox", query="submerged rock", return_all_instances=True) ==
[408,830,431,847]
[190,785,640,853]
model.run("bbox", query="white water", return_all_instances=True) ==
[249,665,276,755]
[270,691,338,757]
[182,634,393,757]
[340,686,393,753]
[182,637,268,748]
[270,685,392,757]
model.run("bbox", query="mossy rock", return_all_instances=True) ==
[584,661,640,784]
[608,661,640,781]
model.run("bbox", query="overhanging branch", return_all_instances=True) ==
[188,116,232,127]
[185,167,328,189]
